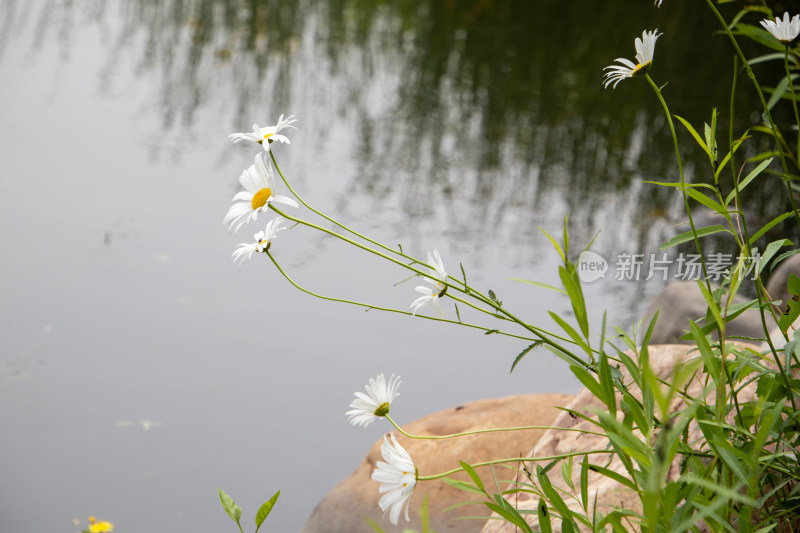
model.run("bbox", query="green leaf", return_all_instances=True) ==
[443,477,488,495]
[487,290,502,307]
[685,188,726,215]
[749,212,794,245]
[580,456,589,511]
[725,157,773,205]
[736,22,785,52]
[255,490,280,533]
[758,239,793,277]
[550,311,591,356]
[779,273,800,331]
[675,115,710,156]
[510,341,543,373]
[659,225,731,250]
[558,266,589,339]
[218,488,243,529]
[537,465,572,520]
[539,227,565,263]
[586,464,637,491]
[459,461,486,494]
[508,278,567,294]
[538,499,552,533]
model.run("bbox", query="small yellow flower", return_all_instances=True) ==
[88,516,114,533]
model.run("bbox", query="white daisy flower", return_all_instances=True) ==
[223,153,299,233]
[371,432,417,525]
[761,12,800,44]
[603,29,661,89]
[231,217,286,266]
[229,114,298,151]
[409,249,448,317]
[346,374,401,427]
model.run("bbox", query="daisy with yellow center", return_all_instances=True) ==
[409,249,448,317]
[371,432,418,525]
[223,153,299,233]
[232,216,287,266]
[603,29,661,89]
[87,516,114,533]
[346,373,402,427]
[229,114,298,151]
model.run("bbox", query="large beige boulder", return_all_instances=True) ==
[301,393,574,533]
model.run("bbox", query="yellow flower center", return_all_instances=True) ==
[261,133,274,144]
[632,62,651,77]
[251,188,273,210]
[374,402,390,417]
[435,282,447,298]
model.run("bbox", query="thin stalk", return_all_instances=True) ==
[384,414,605,440]
[270,151,419,263]
[704,0,800,229]
[269,205,589,367]
[265,251,536,342]
[416,449,612,482]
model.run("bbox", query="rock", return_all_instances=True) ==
[765,252,800,309]
[479,344,779,533]
[641,254,800,346]
[300,393,574,533]
[640,281,767,344]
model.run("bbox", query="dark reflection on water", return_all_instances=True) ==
[17,0,795,252]
[2,1,799,532]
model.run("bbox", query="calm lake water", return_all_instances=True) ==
[0,1,792,532]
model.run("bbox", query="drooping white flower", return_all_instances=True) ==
[371,433,417,525]
[603,29,661,89]
[409,249,448,317]
[229,114,298,151]
[654,0,662,6]
[223,153,299,233]
[761,12,800,44]
[346,374,401,427]
[231,217,287,266]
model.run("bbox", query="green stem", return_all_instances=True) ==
[785,45,800,150]
[704,0,800,229]
[264,251,536,341]
[416,449,611,482]
[384,414,605,440]
[270,151,420,262]
[269,205,589,367]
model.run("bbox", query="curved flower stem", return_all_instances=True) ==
[645,73,735,418]
[270,155,590,364]
[384,414,605,440]
[270,151,420,262]
[264,251,536,342]
[270,205,588,367]
[704,0,800,229]
[702,4,798,411]
[416,449,612,482]
[786,45,800,148]
[645,74,712,287]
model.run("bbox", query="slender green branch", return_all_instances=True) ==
[704,0,800,229]
[264,251,536,342]
[270,205,589,367]
[416,449,613,482]
[270,151,420,263]
[384,414,605,440]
